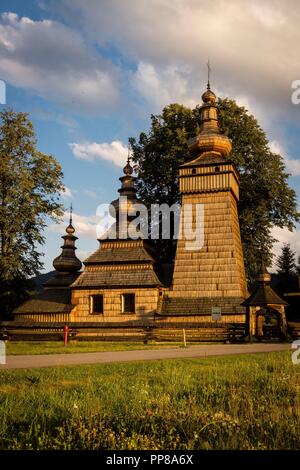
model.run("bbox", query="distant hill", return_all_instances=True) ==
[30,271,56,291]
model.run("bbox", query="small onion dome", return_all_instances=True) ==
[66,223,75,234]
[123,160,133,175]
[202,88,217,104]
[189,133,232,157]
[109,160,138,217]
[188,83,232,157]
[52,221,82,273]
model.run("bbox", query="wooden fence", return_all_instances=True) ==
[1,320,297,343]
[0,321,247,343]
[288,322,300,340]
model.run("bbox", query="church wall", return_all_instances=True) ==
[70,287,159,322]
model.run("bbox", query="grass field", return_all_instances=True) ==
[6,341,183,356]
[0,350,299,450]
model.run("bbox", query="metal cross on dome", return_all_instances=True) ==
[127,144,131,165]
[69,203,73,225]
[207,59,211,89]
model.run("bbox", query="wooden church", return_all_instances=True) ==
[13,82,288,340]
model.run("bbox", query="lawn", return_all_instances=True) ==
[6,341,182,356]
[0,350,299,450]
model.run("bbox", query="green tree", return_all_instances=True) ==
[130,100,299,282]
[297,254,300,276]
[276,243,298,294]
[0,109,64,317]
[276,243,296,276]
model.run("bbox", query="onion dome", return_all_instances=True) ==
[107,153,145,240]
[201,85,217,105]
[66,223,75,235]
[110,154,138,216]
[53,205,82,273]
[188,81,232,158]
[123,159,134,175]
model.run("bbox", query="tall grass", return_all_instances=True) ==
[0,351,299,449]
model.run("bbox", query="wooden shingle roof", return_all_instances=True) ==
[13,289,73,314]
[71,266,163,288]
[84,245,155,264]
[181,154,231,167]
[158,296,246,315]
[242,284,288,306]
[72,239,170,288]
[43,272,80,288]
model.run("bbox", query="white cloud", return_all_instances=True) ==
[0,12,119,112]
[250,3,286,30]
[286,159,300,177]
[271,225,300,270]
[3,3,300,125]
[59,185,73,199]
[61,0,300,122]
[69,140,127,167]
[38,110,79,133]
[269,141,283,156]
[84,189,97,198]
[55,114,79,133]
[76,249,91,261]
[49,211,99,239]
[132,62,199,111]
[268,137,300,271]
[269,140,300,176]
[83,189,97,198]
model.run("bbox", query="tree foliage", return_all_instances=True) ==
[0,109,64,316]
[297,255,300,276]
[130,100,299,282]
[276,243,298,294]
[276,243,296,276]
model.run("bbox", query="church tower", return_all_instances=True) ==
[52,205,82,276]
[161,82,248,319]
[13,208,82,322]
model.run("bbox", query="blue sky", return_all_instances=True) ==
[0,0,300,272]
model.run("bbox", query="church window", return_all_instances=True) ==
[122,293,135,313]
[90,295,103,314]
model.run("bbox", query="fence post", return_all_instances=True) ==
[183,328,187,348]
[0,340,6,364]
[63,325,69,346]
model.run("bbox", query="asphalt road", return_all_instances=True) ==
[0,343,291,370]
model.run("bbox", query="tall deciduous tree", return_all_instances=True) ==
[0,109,64,316]
[130,100,299,283]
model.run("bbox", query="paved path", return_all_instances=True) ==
[0,343,291,370]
